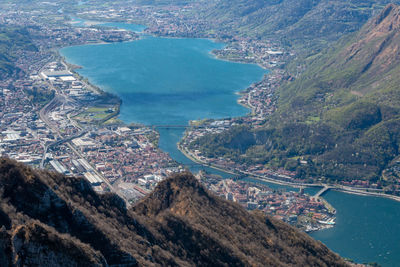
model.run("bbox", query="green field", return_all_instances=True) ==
[73,106,117,124]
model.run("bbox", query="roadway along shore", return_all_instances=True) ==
[178,143,400,202]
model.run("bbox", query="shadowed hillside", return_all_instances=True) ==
[0,158,347,266]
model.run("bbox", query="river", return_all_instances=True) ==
[60,22,400,266]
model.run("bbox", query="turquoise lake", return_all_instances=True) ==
[61,37,262,125]
[60,26,400,267]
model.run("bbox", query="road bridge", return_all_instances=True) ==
[153,125,190,129]
[129,124,227,130]
[314,186,332,198]
[183,163,206,167]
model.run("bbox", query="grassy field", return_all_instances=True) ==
[73,106,117,124]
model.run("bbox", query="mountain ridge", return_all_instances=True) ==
[0,158,348,266]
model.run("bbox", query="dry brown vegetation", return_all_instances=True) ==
[0,158,348,266]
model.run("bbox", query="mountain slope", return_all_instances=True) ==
[275,3,400,183]
[201,0,399,47]
[0,158,348,266]
[114,0,396,47]
[278,3,400,117]
[134,175,346,266]
[0,26,37,79]
[194,4,400,188]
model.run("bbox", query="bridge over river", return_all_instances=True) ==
[129,124,227,130]
[314,186,333,198]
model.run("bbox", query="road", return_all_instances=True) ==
[39,94,66,136]
[179,144,400,202]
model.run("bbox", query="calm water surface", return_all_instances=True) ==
[60,24,400,266]
[62,37,263,125]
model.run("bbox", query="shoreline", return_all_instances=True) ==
[66,16,264,118]
[179,143,337,230]
[212,52,268,70]
[178,143,400,203]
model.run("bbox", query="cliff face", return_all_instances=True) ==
[6,223,107,267]
[0,158,348,266]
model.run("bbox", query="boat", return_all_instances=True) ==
[318,218,336,225]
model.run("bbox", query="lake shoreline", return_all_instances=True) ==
[178,140,400,203]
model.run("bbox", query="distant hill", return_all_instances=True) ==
[0,158,347,266]
[106,0,398,48]
[0,26,37,79]
[199,0,399,48]
[194,4,400,188]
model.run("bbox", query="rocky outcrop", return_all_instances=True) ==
[10,223,107,267]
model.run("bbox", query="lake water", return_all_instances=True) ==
[60,24,400,267]
[62,37,264,125]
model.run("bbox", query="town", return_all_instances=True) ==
[198,171,336,232]
[0,2,185,204]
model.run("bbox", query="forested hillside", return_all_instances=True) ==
[200,0,399,47]
[0,26,37,79]
[193,4,400,189]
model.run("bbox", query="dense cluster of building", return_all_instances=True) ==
[71,128,180,183]
[0,3,180,201]
[76,3,213,38]
[198,172,335,232]
[237,71,282,120]
[0,82,46,165]
[213,39,290,68]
